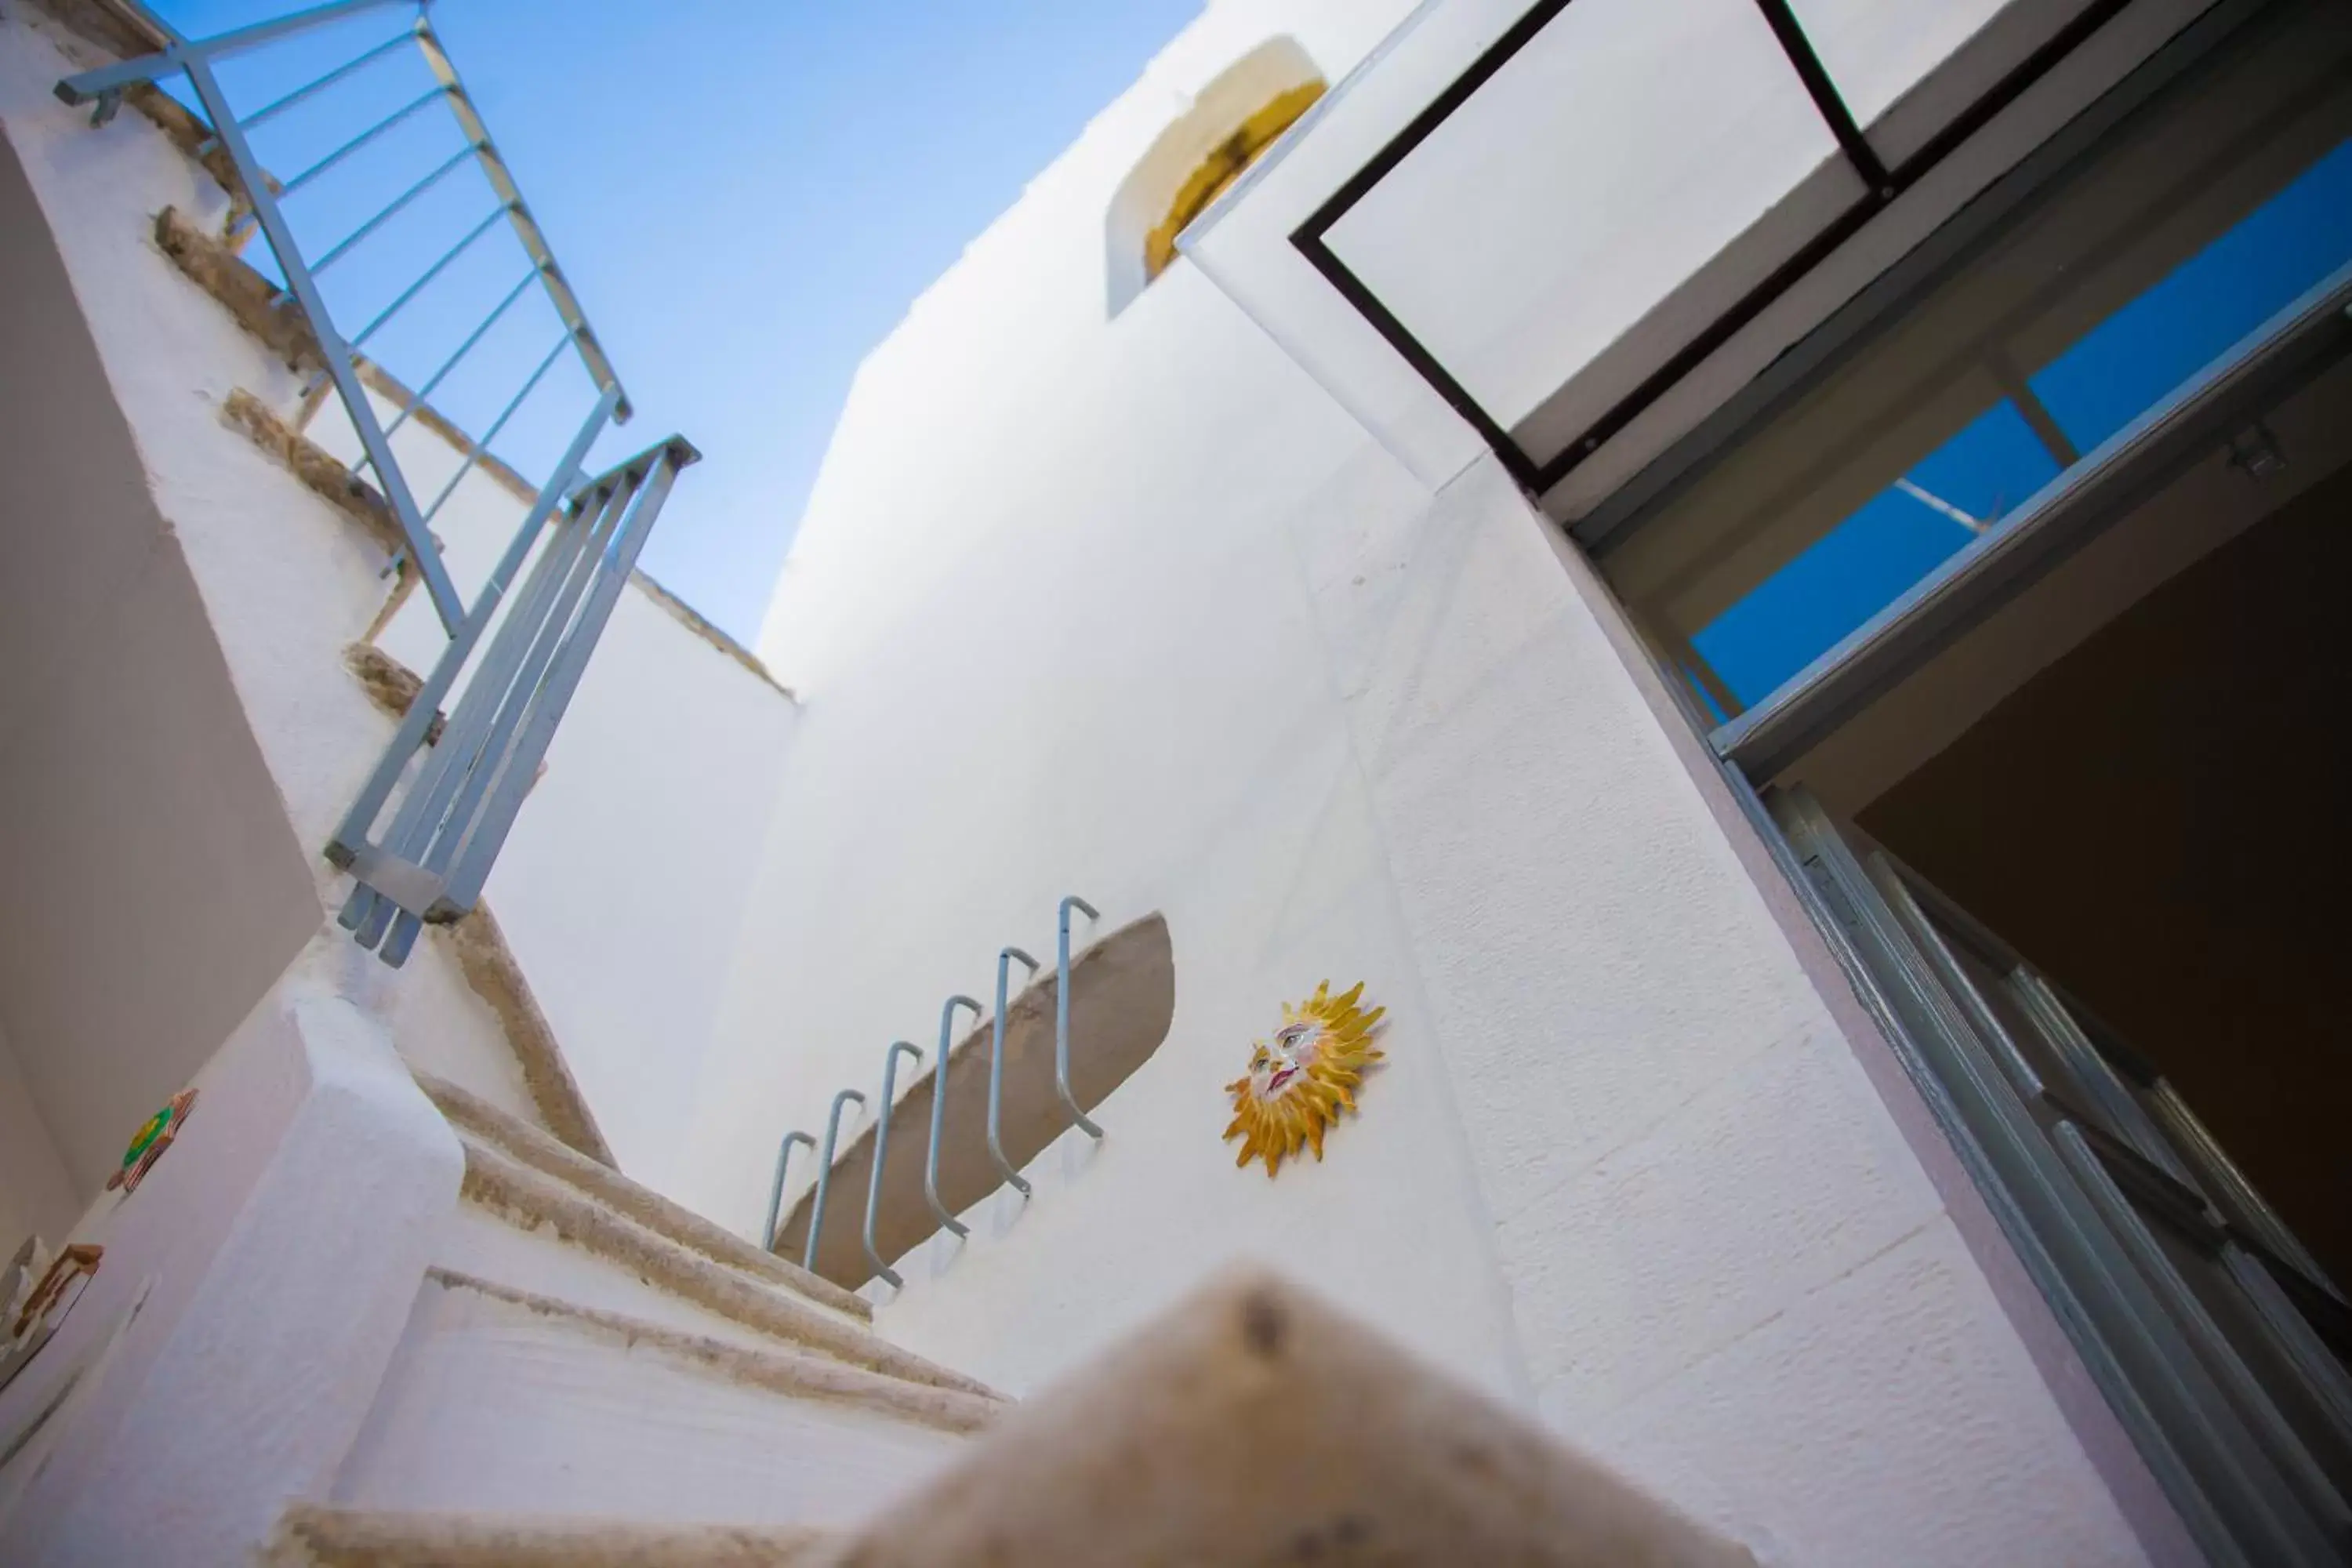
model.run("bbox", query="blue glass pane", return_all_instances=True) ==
[2031,136,2352,453]
[1693,400,2060,708]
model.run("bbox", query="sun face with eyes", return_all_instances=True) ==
[1223,981,1385,1178]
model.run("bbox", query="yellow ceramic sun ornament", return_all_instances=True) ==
[1223,981,1385,1178]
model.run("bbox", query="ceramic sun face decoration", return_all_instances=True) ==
[1224,981,1384,1177]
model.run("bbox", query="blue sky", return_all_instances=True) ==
[1690,132,2352,718]
[154,0,1203,641]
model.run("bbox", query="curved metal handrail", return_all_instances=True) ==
[864,1041,924,1289]
[1056,895,1104,1138]
[804,1088,866,1274]
[925,996,982,1238]
[989,946,1043,1196]
[764,1129,815,1254]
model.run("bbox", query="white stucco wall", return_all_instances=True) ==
[691,0,2164,1561]
[0,1019,78,1264]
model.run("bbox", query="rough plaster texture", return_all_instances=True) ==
[695,0,2161,1560]
[0,979,464,1566]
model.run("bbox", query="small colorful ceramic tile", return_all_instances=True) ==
[108,1088,198,1196]
[1223,981,1385,1178]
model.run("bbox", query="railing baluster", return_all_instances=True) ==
[310,143,477,275]
[53,0,418,103]
[340,470,622,946]
[270,85,445,201]
[989,946,1042,1196]
[390,473,633,882]
[1056,895,1104,1138]
[346,205,514,356]
[925,996,982,1239]
[765,1131,815,1255]
[364,266,538,461]
[330,387,617,920]
[804,1089,866,1276]
[419,331,575,524]
[205,28,415,147]
[437,443,691,915]
[174,53,464,633]
[865,1042,924,1289]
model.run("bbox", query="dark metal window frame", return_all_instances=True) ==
[1289,0,2140,493]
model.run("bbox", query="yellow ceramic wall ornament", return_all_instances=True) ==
[1223,981,1384,1177]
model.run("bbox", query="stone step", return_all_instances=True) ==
[416,1068,862,1319]
[441,1121,996,1399]
[267,1507,831,1567]
[327,1271,989,1530]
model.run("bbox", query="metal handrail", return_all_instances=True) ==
[1055,895,1104,1138]
[330,433,699,964]
[925,996,982,1238]
[864,1042,924,1289]
[989,948,1042,1196]
[764,1130,815,1255]
[804,1089,866,1275]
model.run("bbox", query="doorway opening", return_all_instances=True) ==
[1595,2,2352,1559]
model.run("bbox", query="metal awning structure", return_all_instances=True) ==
[1180,0,2230,512]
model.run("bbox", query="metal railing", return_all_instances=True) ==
[328,434,699,964]
[59,0,696,965]
[776,896,1106,1290]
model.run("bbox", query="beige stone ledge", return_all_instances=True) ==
[426,1269,999,1436]
[267,1506,830,1568]
[456,1138,996,1399]
[415,1066,870,1322]
[430,904,616,1168]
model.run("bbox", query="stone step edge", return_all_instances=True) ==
[266,1503,830,1568]
[456,1138,999,1401]
[424,1269,998,1436]
[415,1065,868,1321]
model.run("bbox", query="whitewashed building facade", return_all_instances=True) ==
[2,0,2347,1562]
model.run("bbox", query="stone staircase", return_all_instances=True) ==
[284,1073,1002,1552]
[264,1268,1762,1567]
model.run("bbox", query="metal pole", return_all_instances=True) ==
[764,1130,815,1255]
[1055,896,1103,1138]
[419,331,575,524]
[270,85,448,203]
[212,27,415,143]
[53,0,419,103]
[864,1042,924,1289]
[924,996,981,1238]
[805,1089,866,1276]
[989,946,1041,1196]
[328,384,615,873]
[344,204,513,355]
[310,142,478,275]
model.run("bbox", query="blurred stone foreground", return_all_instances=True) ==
[271,1269,1758,1566]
